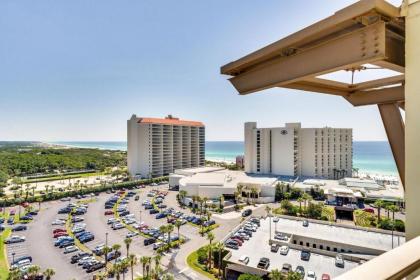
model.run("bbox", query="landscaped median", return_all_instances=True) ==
[187,244,228,280]
[0,211,12,279]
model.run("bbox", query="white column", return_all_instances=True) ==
[405,0,420,240]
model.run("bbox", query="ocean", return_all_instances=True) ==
[50,141,398,176]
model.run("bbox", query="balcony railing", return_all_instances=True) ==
[335,236,420,280]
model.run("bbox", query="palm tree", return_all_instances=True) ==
[192,195,198,210]
[374,199,385,222]
[124,237,132,257]
[166,224,174,246]
[206,211,212,223]
[207,232,215,270]
[236,185,244,203]
[128,254,137,280]
[179,190,187,206]
[112,243,121,260]
[113,262,122,280]
[104,245,112,267]
[251,187,258,204]
[297,197,304,214]
[95,271,107,280]
[7,268,22,280]
[27,265,41,279]
[161,273,175,280]
[140,256,148,277]
[145,256,152,278]
[175,219,183,241]
[43,268,55,280]
[214,242,224,279]
[154,254,162,279]
[302,193,312,211]
[269,269,285,280]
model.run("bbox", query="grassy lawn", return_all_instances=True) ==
[0,228,11,279]
[22,171,104,184]
[186,250,217,280]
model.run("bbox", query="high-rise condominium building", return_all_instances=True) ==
[244,122,352,179]
[127,115,205,178]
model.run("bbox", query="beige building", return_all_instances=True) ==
[127,114,205,178]
[245,122,352,179]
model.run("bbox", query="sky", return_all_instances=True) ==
[0,0,402,142]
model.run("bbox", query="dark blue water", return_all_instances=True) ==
[50,141,397,175]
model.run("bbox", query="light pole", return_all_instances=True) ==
[12,252,15,266]
[139,209,142,226]
[274,218,279,233]
[105,232,109,270]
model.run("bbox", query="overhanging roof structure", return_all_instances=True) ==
[221,0,406,185]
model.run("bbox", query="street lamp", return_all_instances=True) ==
[105,232,109,270]
[12,252,15,266]
[139,209,142,226]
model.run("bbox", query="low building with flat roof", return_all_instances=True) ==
[177,169,278,203]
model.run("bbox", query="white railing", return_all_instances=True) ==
[335,236,420,280]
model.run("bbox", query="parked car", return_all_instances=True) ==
[301,250,311,261]
[303,220,309,227]
[307,271,317,280]
[270,243,280,252]
[281,263,292,274]
[274,233,288,241]
[126,231,138,238]
[4,235,25,244]
[257,257,270,270]
[225,243,238,250]
[11,256,32,266]
[203,220,216,227]
[280,245,289,255]
[321,274,331,280]
[52,219,66,226]
[238,255,249,264]
[104,210,114,215]
[112,223,124,230]
[144,238,156,246]
[86,261,105,273]
[53,232,69,238]
[71,252,92,264]
[12,225,27,232]
[156,213,167,219]
[335,254,345,268]
[242,209,252,217]
[295,266,305,278]
[64,245,78,254]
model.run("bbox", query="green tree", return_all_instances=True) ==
[374,200,385,222]
[124,237,132,257]
[207,232,215,270]
[43,268,55,280]
[128,254,137,280]
[269,269,285,280]
[238,274,263,280]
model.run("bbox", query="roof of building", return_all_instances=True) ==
[179,170,278,189]
[137,116,204,127]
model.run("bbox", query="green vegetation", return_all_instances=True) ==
[237,274,262,280]
[0,228,11,279]
[0,142,126,178]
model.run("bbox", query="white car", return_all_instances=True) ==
[64,246,78,254]
[307,271,317,280]
[238,255,249,264]
[280,245,289,255]
[107,218,118,224]
[112,223,124,230]
[335,254,345,268]
[126,231,139,238]
[52,220,66,226]
[273,217,279,222]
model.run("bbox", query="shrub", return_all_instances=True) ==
[238,274,263,280]
[196,246,209,265]
[306,202,323,219]
[394,219,405,232]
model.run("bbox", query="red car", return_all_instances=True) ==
[53,228,67,234]
[322,274,331,280]
[104,210,114,215]
[364,208,374,213]
[9,209,15,216]
[53,232,69,238]
[231,237,243,246]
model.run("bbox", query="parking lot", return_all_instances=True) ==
[226,217,359,279]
